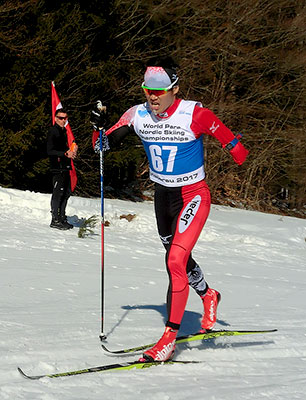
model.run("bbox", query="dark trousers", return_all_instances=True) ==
[50,172,71,220]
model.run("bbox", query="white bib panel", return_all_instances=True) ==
[133,100,205,187]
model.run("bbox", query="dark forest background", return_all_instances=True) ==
[1,0,305,217]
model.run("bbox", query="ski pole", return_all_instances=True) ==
[99,128,107,341]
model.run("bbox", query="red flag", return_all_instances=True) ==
[51,81,77,192]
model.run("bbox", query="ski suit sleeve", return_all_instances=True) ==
[190,106,249,165]
[92,105,138,150]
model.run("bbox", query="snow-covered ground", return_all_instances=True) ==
[0,186,305,400]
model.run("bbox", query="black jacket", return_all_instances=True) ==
[47,123,72,173]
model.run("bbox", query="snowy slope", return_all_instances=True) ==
[0,186,305,400]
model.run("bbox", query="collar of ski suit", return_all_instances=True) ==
[156,98,182,119]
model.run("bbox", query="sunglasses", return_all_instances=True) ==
[141,78,178,96]
[56,116,68,120]
[142,88,169,96]
[141,78,178,97]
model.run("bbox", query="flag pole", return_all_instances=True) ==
[99,128,107,341]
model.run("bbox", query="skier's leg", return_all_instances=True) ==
[142,181,213,361]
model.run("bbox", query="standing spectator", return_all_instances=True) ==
[47,108,77,230]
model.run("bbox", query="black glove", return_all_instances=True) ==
[90,100,107,130]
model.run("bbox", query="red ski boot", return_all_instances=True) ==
[200,288,221,331]
[139,327,178,362]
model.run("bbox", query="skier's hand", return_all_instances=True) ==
[90,100,107,130]
[229,142,249,165]
[224,134,249,165]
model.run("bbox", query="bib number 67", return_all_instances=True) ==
[149,145,178,172]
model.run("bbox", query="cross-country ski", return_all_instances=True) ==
[102,329,278,354]
[18,360,199,380]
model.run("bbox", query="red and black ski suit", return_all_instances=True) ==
[92,98,249,330]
